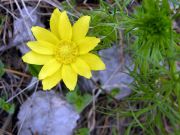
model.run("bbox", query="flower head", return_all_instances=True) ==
[22,9,106,90]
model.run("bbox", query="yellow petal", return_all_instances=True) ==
[71,57,92,78]
[80,53,106,70]
[62,64,77,90]
[31,26,59,45]
[72,16,90,41]
[27,41,56,55]
[50,8,61,38]
[59,11,72,40]
[39,59,61,79]
[77,37,100,54]
[22,51,53,65]
[42,68,62,90]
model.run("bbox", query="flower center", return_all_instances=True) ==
[55,40,78,64]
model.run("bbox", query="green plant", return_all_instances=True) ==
[0,98,15,114]
[75,128,89,135]
[82,0,119,51]
[124,0,179,76]
[0,15,5,34]
[0,60,5,77]
[66,87,92,113]
[28,64,42,77]
[120,0,180,134]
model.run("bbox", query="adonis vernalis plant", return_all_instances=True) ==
[124,0,179,77]
[22,9,105,90]
[121,0,180,133]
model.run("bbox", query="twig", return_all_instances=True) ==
[0,39,30,52]
[6,80,38,103]
[88,88,96,133]
[20,0,33,21]
[14,0,34,41]
[42,0,79,18]
[30,0,41,15]
[0,114,12,134]
[3,14,8,45]
[0,129,12,135]
[100,116,109,135]
[5,68,31,78]
[83,0,93,10]
[119,30,124,71]
[0,4,18,20]
[66,0,81,16]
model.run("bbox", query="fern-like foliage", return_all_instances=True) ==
[124,0,178,76]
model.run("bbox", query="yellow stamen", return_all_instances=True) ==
[55,40,78,64]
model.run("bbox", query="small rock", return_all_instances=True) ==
[18,91,79,135]
[98,45,133,100]
[78,45,133,100]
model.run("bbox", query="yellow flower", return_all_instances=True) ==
[22,9,106,90]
